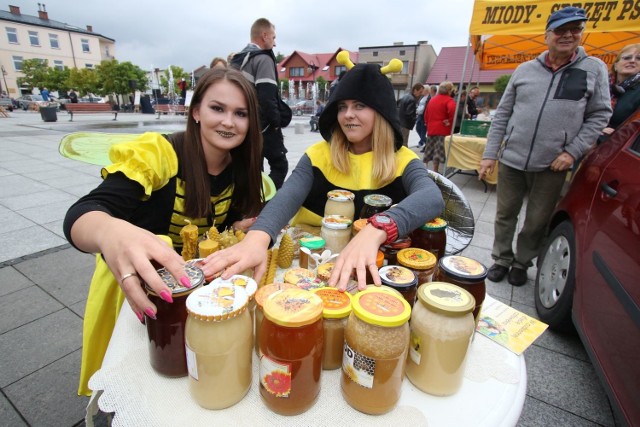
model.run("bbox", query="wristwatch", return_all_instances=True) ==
[368,213,399,245]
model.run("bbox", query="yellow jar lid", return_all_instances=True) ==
[327,189,355,201]
[396,248,437,270]
[311,288,352,319]
[417,282,475,315]
[352,218,369,232]
[254,282,296,308]
[186,283,248,321]
[283,267,315,285]
[351,288,411,327]
[263,288,324,327]
[211,274,257,299]
[419,217,448,231]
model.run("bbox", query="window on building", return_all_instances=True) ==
[402,61,409,74]
[399,50,406,56]
[49,33,59,49]
[53,60,64,70]
[105,46,110,57]
[335,65,346,77]
[13,56,24,71]
[289,67,304,77]
[373,51,379,57]
[29,31,40,46]
[81,39,90,53]
[6,27,18,43]
[85,63,94,69]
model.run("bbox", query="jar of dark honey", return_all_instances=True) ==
[359,194,392,219]
[145,261,204,377]
[410,217,448,261]
[396,248,437,285]
[435,255,487,327]
[378,264,418,308]
[260,288,324,415]
[380,237,412,266]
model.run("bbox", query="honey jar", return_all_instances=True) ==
[210,275,257,333]
[321,215,352,254]
[410,217,448,261]
[185,283,252,409]
[359,194,392,219]
[253,282,297,356]
[435,255,488,327]
[352,218,369,236]
[341,288,411,415]
[378,264,419,308]
[397,247,437,285]
[144,262,204,377]
[406,282,475,396]
[298,236,326,270]
[380,236,412,266]
[311,287,352,370]
[260,288,324,415]
[324,189,356,220]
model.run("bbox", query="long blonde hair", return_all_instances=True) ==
[329,110,397,186]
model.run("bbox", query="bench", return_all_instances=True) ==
[66,103,117,121]
[155,104,187,119]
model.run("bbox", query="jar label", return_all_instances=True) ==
[409,330,422,365]
[185,344,198,380]
[259,354,292,397]
[342,342,375,388]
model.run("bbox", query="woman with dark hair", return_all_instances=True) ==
[204,55,444,291]
[64,67,265,395]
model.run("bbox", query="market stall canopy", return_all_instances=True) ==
[469,0,640,70]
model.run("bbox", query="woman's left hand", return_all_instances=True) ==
[328,224,387,292]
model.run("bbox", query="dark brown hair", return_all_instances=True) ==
[181,67,264,219]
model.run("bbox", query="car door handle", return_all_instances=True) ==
[600,181,618,198]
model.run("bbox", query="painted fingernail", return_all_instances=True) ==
[135,311,144,324]
[160,290,173,303]
[144,307,157,320]
[180,276,192,288]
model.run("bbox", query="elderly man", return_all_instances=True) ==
[398,83,424,147]
[479,6,612,286]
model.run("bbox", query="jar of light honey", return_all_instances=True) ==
[325,189,356,220]
[321,215,352,254]
[311,287,352,370]
[435,255,487,327]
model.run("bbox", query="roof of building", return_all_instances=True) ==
[425,46,513,85]
[278,49,359,81]
[0,9,115,42]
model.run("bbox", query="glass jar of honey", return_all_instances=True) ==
[406,282,475,396]
[397,248,437,285]
[410,218,448,261]
[185,283,252,409]
[359,194,392,219]
[253,282,296,356]
[378,265,419,308]
[435,255,488,327]
[380,237,412,266]
[144,262,204,377]
[299,236,326,270]
[260,288,324,415]
[321,215,352,254]
[325,189,356,220]
[211,275,257,332]
[311,287,352,370]
[341,288,411,415]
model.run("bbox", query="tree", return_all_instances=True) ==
[16,59,49,91]
[94,59,148,104]
[494,74,512,93]
[47,67,71,94]
[316,76,327,100]
[66,67,99,96]
[160,65,189,96]
[275,52,285,63]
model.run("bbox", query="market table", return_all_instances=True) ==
[86,299,526,427]
[445,134,498,186]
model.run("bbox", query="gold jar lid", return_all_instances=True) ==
[417,282,475,316]
[397,248,437,270]
[254,282,296,309]
[211,274,257,300]
[327,189,355,201]
[263,288,323,327]
[352,218,369,233]
[283,267,315,285]
[311,287,352,319]
[186,283,248,321]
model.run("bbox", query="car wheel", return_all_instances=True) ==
[535,220,576,331]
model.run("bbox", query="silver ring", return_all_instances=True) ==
[121,272,137,282]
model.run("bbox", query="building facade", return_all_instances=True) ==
[0,4,115,96]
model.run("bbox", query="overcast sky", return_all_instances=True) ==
[8,0,474,71]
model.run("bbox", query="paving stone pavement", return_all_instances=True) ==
[0,110,616,426]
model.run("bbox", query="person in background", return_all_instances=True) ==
[454,90,468,134]
[423,81,456,174]
[467,86,480,118]
[601,43,640,139]
[210,57,228,69]
[63,68,266,396]
[478,6,611,286]
[398,83,424,147]
[415,85,430,150]
[69,89,79,103]
[309,100,324,132]
[40,87,50,102]
[203,59,444,292]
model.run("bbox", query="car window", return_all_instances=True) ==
[630,133,640,156]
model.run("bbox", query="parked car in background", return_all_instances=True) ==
[0,96,14,111]
[535,111,640,426]
[78,95,106,103]
[16,94,59,110]
[292,99,315,116]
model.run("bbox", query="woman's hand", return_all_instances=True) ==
[328,224,387,292]
[70,212,188,322]
[232,217,257,232]
[201,230,271,283]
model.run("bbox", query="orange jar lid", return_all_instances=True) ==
[254,282,296,309]
[396,248,436,270]
[263,288,323,327]
[352,218,369,233]
[376,250,384,267]
[351,288,411,327]
[311,287,352,319]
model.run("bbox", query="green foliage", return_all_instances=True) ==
[16,59,50,90]
[159,65,190,95]
[494,74,512,93]
[275,52,285,63]
[67,68,99,96]
[316,76,327,93]
[94,60,148,96]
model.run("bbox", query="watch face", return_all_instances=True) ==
[376,215,391,224]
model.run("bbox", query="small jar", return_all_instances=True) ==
[211,275,257,332]
[435,255,488,327]
[321,215,352,254]
[311,287,352,370]
[359,194,392,219]
[410,218,448,261]
[342,288,411,415]
[397,248,437,284]
[299,236,326,270]
[352,218,369,236]
[378,265,419,308]
[145,262,204,377]
[253,282,296,356]
[406,282,476,396]
[324,189,356,220]
[260,288,324,415]
[380,237,412,266]
[185,283,252,409]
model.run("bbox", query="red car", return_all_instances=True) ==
[535,111,640,426]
